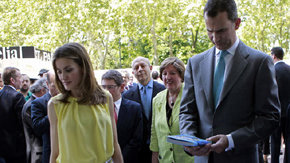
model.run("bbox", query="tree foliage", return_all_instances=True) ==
[0,0,289,69]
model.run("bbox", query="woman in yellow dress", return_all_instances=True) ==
[48,43,123,163]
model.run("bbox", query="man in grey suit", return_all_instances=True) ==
[179,0,280,163]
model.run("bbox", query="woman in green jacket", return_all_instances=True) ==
[150,57,194,163]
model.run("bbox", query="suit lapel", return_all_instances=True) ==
[135,84,148,120]
[150,82,158,120]
[133,85,142,104]
[218,41,249,106]
[117,99,127,131]
[152,81,159,97]
[199,47,215,109]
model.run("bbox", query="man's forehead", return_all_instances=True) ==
[15,71,21,76]
[133,60,149,67]
[102,79,116,84]
[22,76,30,80]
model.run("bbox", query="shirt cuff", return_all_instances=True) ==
[225,134,235,151]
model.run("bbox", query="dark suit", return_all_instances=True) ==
[31,93,51,163]
[285,104,290,163]
[122,81,165,163]
[179,41,280,163]
[0,85,26,163]
[22,96,43,163]
[117,98,143,163]
[271,61,290,163]
[128,82,137,90]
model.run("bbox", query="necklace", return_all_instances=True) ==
[168,93,178,108]
[170,100,174,107]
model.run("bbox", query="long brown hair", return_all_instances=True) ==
[52,43,106,105]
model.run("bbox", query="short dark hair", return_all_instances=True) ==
[204,0,238,22]
[102,70,124,86]
[22,74,30,81]
[2,67,20,85]
[152,71,159,80]
[271,47,284,60]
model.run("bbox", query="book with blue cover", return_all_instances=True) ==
[167,134,211,146]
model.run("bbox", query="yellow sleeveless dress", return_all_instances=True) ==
[51,92,114,163]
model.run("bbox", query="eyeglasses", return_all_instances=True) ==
[102,85,118,89]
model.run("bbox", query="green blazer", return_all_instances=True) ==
[150,84,194,163]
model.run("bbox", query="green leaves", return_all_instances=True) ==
[1,0,289,69]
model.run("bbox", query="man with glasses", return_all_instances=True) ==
[120,70,130,92]
[101,70,143,163]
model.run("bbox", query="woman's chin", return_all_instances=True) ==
[64,86,71,91]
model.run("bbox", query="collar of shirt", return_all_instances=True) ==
[48,91,55,97]
[114,97,122,116]
[32,94,38,99]
[215,38,239,69]
[215,38,239,56]
[274,60,284,65]
[6,85,16,90]
[138,79,153,91]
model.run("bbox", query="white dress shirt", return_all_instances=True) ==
[114,98,122,117]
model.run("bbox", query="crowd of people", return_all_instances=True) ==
[0,0,289,163]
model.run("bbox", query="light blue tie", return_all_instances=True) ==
[141,86,150,119]
[213,50,228,107]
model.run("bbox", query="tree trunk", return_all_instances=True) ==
[169,33,173,57]
[152,12,158,66]
[261,28,265,52]
[191,27,199,52]
[99,33,110,70]
[118,37,122,68]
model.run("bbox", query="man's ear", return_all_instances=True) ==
[10,77,15,85]
[120,83,125,93]
[41,88,45,94]
[235,18,241,30]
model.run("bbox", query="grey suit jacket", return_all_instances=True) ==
[179,41,280,163]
